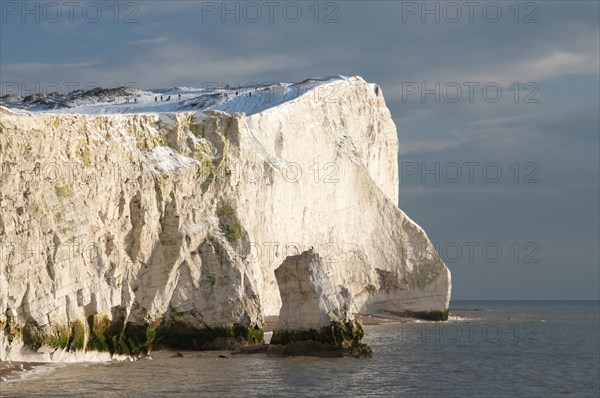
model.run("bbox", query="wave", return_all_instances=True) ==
[0,362,62,384]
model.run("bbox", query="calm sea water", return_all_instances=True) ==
[1,301,599,398]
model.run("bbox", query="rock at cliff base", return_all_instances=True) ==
[269,250,372,358]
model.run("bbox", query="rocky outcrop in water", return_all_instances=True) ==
[0,76,451,361]
[269,249,371,358]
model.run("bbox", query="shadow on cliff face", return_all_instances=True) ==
[365,269,449,322]
[105,192,263,354]
[150,233,263,352]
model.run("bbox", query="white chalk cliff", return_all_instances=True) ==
[0,76,451,359]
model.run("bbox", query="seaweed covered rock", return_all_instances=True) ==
[270,250,372,358]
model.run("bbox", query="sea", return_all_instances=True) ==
[1,300,598,398]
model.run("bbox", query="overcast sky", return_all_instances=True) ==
[1,0,598,300]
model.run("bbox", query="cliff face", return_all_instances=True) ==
[0,76,451,359]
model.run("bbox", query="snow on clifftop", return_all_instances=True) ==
[0,75,359,116]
